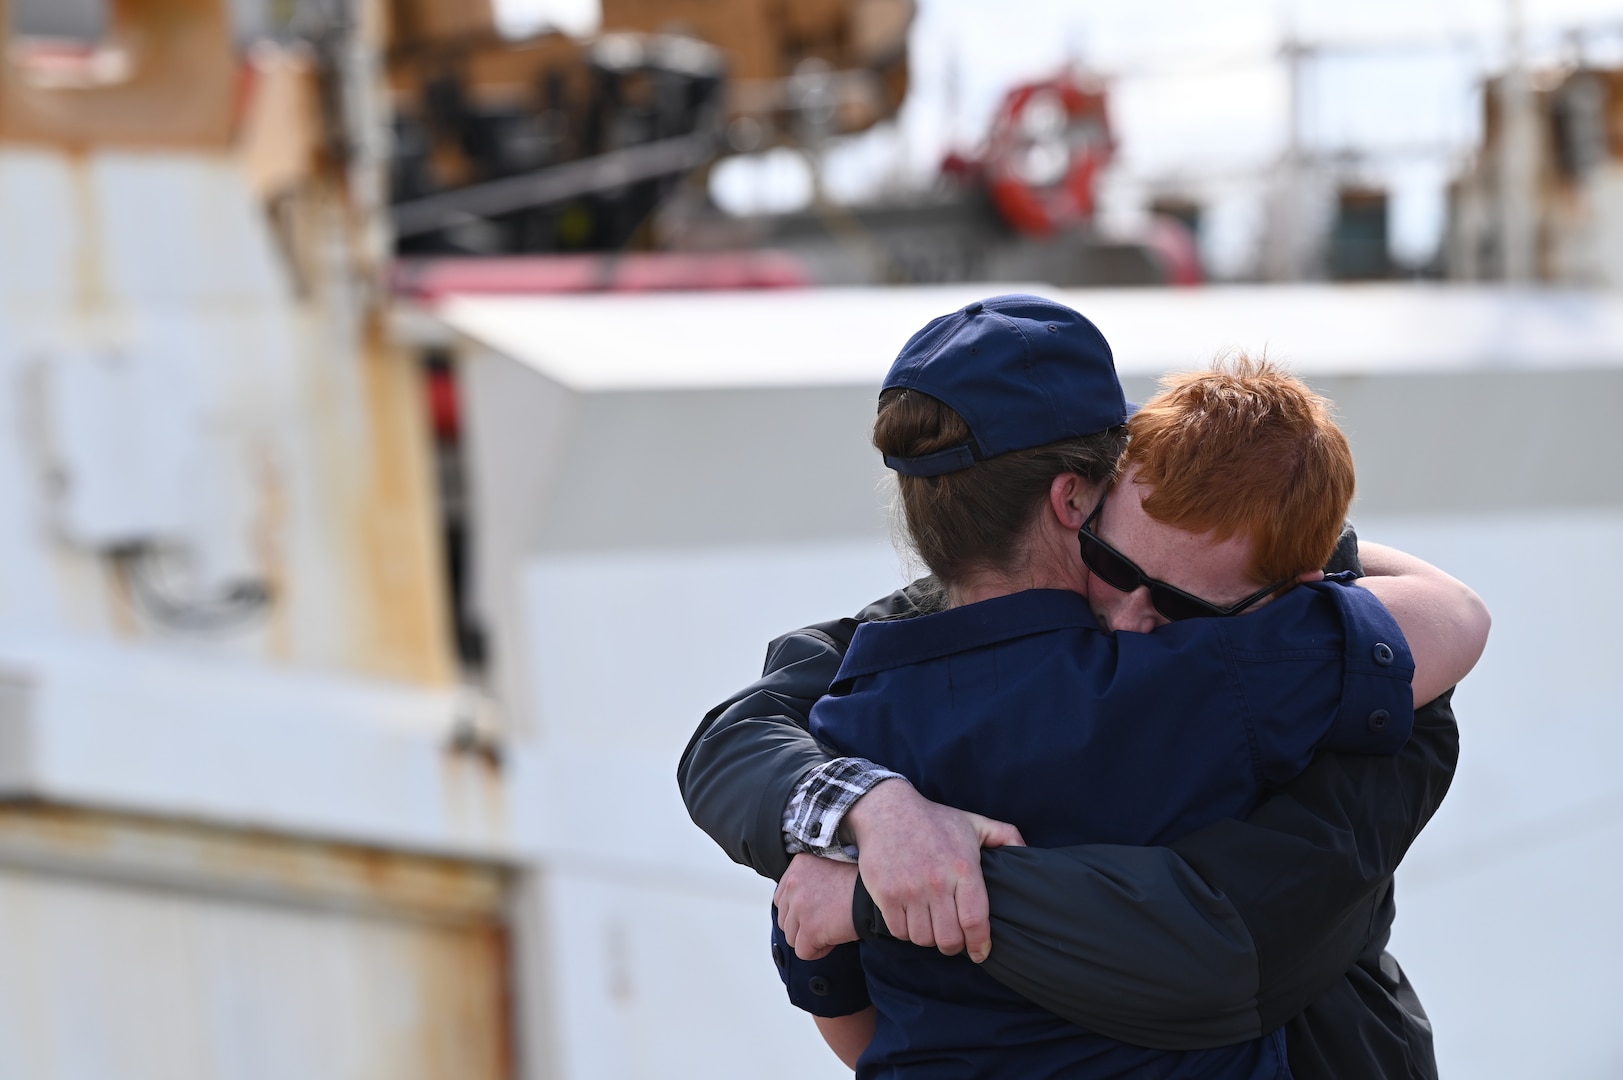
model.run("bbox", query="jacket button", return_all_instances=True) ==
[1368,709,1390,731]
[808,821,822,839]
[809,976,831,996]
[1373,643,1395,666]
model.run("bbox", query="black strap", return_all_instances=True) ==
[851,870,896,941]
[883,444,977,477]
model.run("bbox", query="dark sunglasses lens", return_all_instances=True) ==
[1149,588,1216,622]
[1079,534,1139,593]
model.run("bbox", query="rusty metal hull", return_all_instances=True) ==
[0,804,513,1080]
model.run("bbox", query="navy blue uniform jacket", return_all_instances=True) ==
[681,572,1459,1078]
[806,581,1413,1077]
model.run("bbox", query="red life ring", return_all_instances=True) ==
[984,73,1114,237]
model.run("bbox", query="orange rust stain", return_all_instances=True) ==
[392,918,512,1080]
[104,554,142,639]
[0,804,507,922]
[0,0,237,150]
[0,802,515,1080]
[251,443,294,662]
[478,757,507,836]
[486,919,520,1080]
[351,309,456,686]
[438,739,510,843]
[65,150,108,312]
[236,46,322,205]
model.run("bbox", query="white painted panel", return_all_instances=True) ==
[1356,511,1623,1080]
[516,540,928,1078]
[41,347,203,549]
[91,155,289,305]
[1392,814,1623,1080]
[520,538,907,747]
[440,285,1623,395]
[1358,511,1623,840]
[0,150,80,301]
[0,632,511,855]
[515,538,907,869]
[539,870,848,1080]
[0,342,72,629]
[0,153,288,309]
[511,739,765,895]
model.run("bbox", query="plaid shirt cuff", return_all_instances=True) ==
[783,757,907,862]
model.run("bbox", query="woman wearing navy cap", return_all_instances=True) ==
[734,295,1488,1076]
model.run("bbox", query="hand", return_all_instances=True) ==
[844,780,1024,963]
[774,854,860,960]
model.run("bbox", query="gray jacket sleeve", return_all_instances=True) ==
[677,587,921,881]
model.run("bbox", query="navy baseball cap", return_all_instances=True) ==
[881,294,1131,477]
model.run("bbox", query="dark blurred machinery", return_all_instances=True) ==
[1328,186,1391,281]
[385,1,1198,286]
[662,68,1202,287]
[387,0,914,254]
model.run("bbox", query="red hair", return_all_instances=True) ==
[1123,355,1354,584]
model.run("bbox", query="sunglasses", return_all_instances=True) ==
[1077,489,1287,622]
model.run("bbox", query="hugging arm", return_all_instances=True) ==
[955,692,1456,1047]
[677,586,922,881]
[1355,542,1489,705]
[677,567,1461,1048]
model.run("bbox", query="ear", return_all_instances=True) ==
[1048,474,1096,531]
